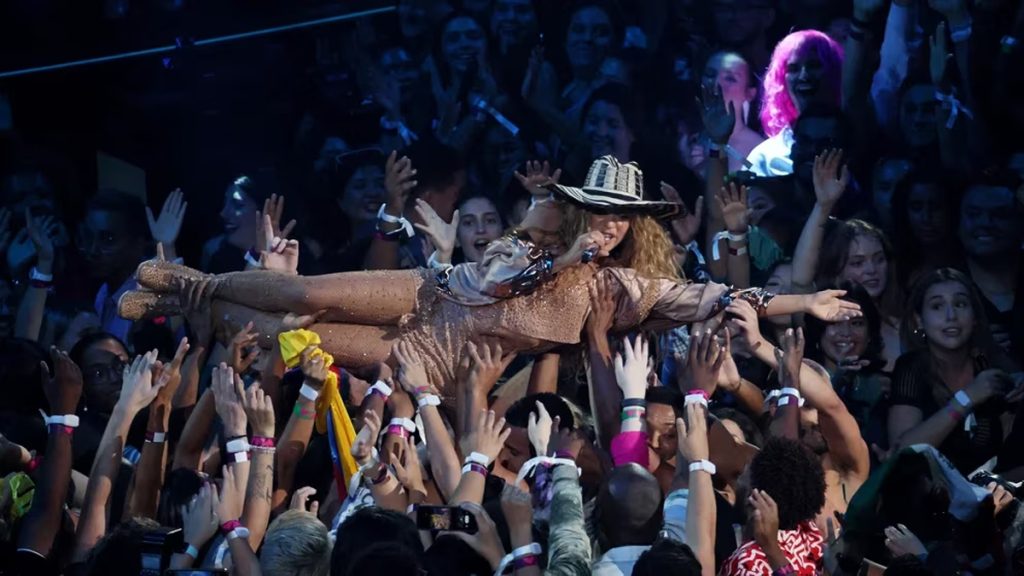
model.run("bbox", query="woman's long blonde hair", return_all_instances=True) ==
[560,204,681,280]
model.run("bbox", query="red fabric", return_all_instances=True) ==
[719,521,824,576]
[610,430,650,468]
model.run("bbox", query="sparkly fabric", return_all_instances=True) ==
[439,233,555,305]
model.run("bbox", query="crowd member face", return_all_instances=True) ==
[917,280,975,352]
[565,6,613,74]
[500,426,531,473]
[80,337,130,415]
[77,209,144,281]
[899,84,939,149]
[872,158,913,221]
[791,116,843,185]
[959,186,1021,261]
[721,418,747,443]
[441,16,486,74]
[398,0,430,39]
[839,234,888,300]
[339,165,386,225]
[646,403,678,468]
[906,182,949,247]
[820,316,869,365]
[422,169,466,222]
[703,52,756,113]
[827,17,851,44]
[677,120,705,170]
[219,184,261,247]
[380,48,418,93]
[599,57,631,86]
[785,48,828,114]
[765,263,794,327]
[520,200,565,254]
[587,212,630,256]
[458,197,503,262]
[583,100,634,161]
[491,0,537,49]
[799,407,828,455]
[711,0,773,46]
[484,126,527,181]
[747,186,776,225]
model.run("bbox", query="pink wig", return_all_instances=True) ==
[759,30,844,138]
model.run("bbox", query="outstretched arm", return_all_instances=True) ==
[791,150,849,290]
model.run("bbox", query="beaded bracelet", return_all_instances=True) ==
[620,407,646,421]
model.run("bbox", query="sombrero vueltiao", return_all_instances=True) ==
[545,155,682,220]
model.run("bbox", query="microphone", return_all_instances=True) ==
[581,246,598,263]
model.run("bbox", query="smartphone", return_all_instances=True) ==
[416,505,478,533]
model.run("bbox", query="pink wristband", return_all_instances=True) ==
[251,436,275,448]
[220,519,242,534]
[386,424,412,439]
[514,554,540,569]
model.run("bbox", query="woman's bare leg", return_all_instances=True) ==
[212,301,398,372]
[213,269,422,325]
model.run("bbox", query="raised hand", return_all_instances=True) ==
[444,503,505,570]
[242,382,275,438]
[299,345,330,392]
[180,278,215,346]
[804,290,862,322]
[686,328,726,395]
[883,524,927,557]
[749,489,782,552]
[117,350,163,415]
[465,341,515,396]
[550,419,585,460]
[725,299,766,350]
[391,437,427,498]
[774,328,805,389]
[662,182,704,246]
[146,189,188,248]
[152,337,190,405]
[676,401,709,465]
[216,464,248,524]
[585,275,616,338]
[613,336,650,399]
[557,231,607,269]
[500,483,533,533]
[181,483,220,550]
[25,208,58,266]
[527,401,553,456]
[698,83,736,146]
[929,22,953,90]
[289,486,320,516]
[229,321,261,375]
[261,194,297,244]
[258,212,300,274]
[211,363,248,437]
[716,182,751,235]
[384,151,418,212]
[351,410,382,465]
[513,160,562,197]
[393,340,435,396]
[413,199,458,262]
[462,410,511,464]
[44,347,83,415]
[812,149,850,211]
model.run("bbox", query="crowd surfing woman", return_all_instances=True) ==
[118,156,861,396]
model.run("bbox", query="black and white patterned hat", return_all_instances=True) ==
[545,155,681,220]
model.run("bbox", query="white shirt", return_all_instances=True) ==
[745,128,794,177]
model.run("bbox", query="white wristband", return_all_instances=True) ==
[41,413,80,428]
[184,543,200,559]
[243,251,262,269]
[368,380,393,400]
[226,437,250,454]
[146,432,166,443]
[689,460,716,475]
[465,451,493,467]
[494,543,543,576]
[954,390,972,410]
[226,526,250,541]
[779,387,805,407]
[684,393,709,407]
[299,383,320,402]
[377,204,415,238]
[30,267,53,282]
[389,418,416,433]
[417,394,441,408]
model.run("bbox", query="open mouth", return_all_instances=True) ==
[794,82,818,96]
[941,327,962,338]
[832,340,855,355]
[472,238,490,250]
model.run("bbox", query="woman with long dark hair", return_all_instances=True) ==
[887,268,1020,474]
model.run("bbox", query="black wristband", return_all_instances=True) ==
[621,398,648,409]
[850,15,870,30]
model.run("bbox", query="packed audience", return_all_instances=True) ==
[1,0,1024,574]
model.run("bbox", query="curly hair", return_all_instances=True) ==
[760,30,843,138]
[561,203,680,280]
[749,437,826,530]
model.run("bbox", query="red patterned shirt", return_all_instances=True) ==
[719,521,824,576]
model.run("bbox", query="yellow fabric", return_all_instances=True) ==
[278,329,359,487]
